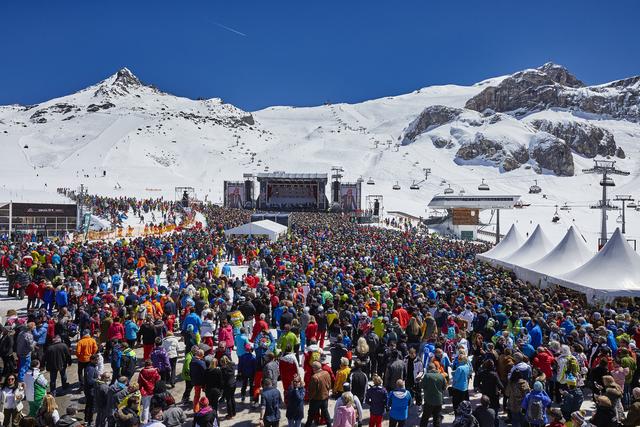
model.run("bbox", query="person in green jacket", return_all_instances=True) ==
[420,363,446,427]
[278,324,298,354]
[180,345,197,404]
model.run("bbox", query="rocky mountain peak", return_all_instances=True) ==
[113,67,141,87]
[536,62,584,88]
[94,67,148,98]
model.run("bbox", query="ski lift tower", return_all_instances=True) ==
[615,195,634,234]
[583,160,629,247]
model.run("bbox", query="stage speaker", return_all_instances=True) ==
[332,181,340,203]
[244,180,253,202]
[373,199,380,216]
[181,190,189,208]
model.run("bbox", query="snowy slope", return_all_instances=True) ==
[1,66,640,249]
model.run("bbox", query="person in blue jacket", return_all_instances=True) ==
[182,307,202,335]
[124,317,140,348]
[450,354,472,411]
[55,286,68,311]
[387,379,411,427]
[522,381,552,426]
[43,285,56,315]
[528,319,543,349]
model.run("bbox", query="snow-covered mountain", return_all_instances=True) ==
[1,63,640,247]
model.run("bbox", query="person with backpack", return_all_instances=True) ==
[150,338,171,383]
[24,359,48,417]
[521,381,552,427]
[120,343,138,379]
[451,400,479,427]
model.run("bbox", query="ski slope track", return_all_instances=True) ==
[1,64,640,248]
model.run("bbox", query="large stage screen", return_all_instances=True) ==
[224,182,245,209]
[339,182,361,211]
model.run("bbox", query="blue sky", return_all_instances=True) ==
[1,1,639,111]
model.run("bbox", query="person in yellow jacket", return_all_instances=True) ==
[76,330,98,384]
[333,357,351,396]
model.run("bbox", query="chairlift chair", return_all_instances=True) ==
[529,180,542,194]
[478,179,490,191]
[560,203,571,211]
[628,201,637,209]
[600,177,615,187]
[444,185,454,195]
[459,189,466,195]
[410,181,420,190]
[367,177,375,185]
[392,182,401,190]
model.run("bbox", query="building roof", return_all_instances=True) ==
[428,195,521,209]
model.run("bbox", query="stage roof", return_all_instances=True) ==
[256,172,327,180]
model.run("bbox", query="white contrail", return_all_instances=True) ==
[214,22,247,37]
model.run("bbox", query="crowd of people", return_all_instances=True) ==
[0,200,638,427]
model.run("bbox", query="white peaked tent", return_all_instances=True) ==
[550,228,640,301]
[514,226,594,287]
[476,224,524,266]
[493,224,553,270]
[224,220,288,242]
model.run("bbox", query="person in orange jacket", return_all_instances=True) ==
[76,329,98,385]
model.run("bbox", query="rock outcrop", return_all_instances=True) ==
[529,132,574,176]
[430,135,453,149]
[454,133,530,172]
[465,63,584,114]
[466,63,640,122]
[400,105,462,145]
[529,119,618,158]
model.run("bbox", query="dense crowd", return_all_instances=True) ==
[57,189,177,227]
[0,202,638,427]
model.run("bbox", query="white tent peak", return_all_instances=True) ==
[551,227,640,299]
[497,224,553,268]
[476,224,524,264]
[514,225,594,286]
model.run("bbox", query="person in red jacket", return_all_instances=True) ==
[532,346,555,388]
[279,347,299,404]
[25,281,39,309]
[251,313,270,342]
[138,359,161,423]
[391,299,410,329]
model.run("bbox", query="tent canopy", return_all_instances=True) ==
[550,228,640,300]
[476,224,524,266]
[514,226,593,287]
[494,224,553,270]
[224,220,288,242]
